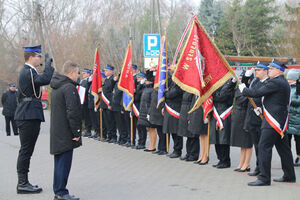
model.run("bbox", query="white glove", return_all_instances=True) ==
[146,114,150,121]
[245,68,255,77]
[88,75,93,82]
[204,118,209,124]
[254,107,262,116]
[232,77,237,83]
[140,79,145,84]
[238,83,246,93]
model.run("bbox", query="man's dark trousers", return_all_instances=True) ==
[53,150,73,195]
[258,128,295,183]
[5,116,18,136]
[17,120,41,174]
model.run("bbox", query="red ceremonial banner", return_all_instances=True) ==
[172,18,234,113]
[91,47,102,109]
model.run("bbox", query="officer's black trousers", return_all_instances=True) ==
[186,137,200,159]
[53,150,73,196]
[131,115,138,144]
[215,144,230,165]
[82,105,91,132]
[157,126,166,151]
[5,116,18,136]
[249,126,262,172]
[137,125,147,146]
[113,111,127,143]
[89,109,100,134]
[16,120,41,174]
[258,128,296,183]
[171,133,183,154]
[103,109,116,140]
[288,134,300,156]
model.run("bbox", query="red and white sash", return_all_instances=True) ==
[212,106,233,129]
[132,103,139,118]
[262,95,290,138]
[165,103,180,119]
[101,93,110,106]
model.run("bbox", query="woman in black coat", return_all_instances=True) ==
[137,70,157,151]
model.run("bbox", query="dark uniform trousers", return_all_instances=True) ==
[5,116,18,135]
[53,150,73,195]
[171,133,183,155]
[137,125,147,146]
[89,109,100,135]
[16,120,41,174]
[249,126,262,172]
[131,115,138,144]
[215,144,230,165]
[186,137,200,159]
[288,134,300,156]
[113,111,128,143]
[103,109,116,140]
[82,104,92,132]
[157,126,166,151]
[258,128,296,183]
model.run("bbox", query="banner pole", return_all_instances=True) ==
[166,133,169,152]
[207,118,210,158]
[100,108,103,141]
[130,112,133,145]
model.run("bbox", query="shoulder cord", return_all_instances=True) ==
[30,68,42,99]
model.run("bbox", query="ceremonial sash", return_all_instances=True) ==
[212,106,233,129]
[132,103,139,118]
[101,92,110,106]
[165,103,180,119]
[262,96,290,138]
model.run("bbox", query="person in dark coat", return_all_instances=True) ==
[137,70,157,151]
[286,70,300,167]
[80,68,92,137]
[1,83,18,136]
[244,62,269,176]
[163,78,184,158]
[133,73,147,149]
[188,96,208,164]
[100,65,117,143]
[15,45,54,194]
[149,87,166,155]
[50,61,81,200]
[177,92,200,162]
[240,59,296,186]
[230,72,253,172]
[209,79,235,169]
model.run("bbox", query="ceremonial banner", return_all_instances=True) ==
[118,41,135,111]
[154,35,167,108]
[172,18,234,113]
[91,47,102,109]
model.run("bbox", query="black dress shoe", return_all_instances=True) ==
[216,163,230,169]
[234,168,241,171]
[180,155,188,160]
[144,148,156,152]
[186,157,198,162]
[158,151,168,155]
[17,183,43,194]
[248,179,270,186]
[193,160,201,164]
[54,194,79,200]
[152,150,161,154]
[168,152,181,158]
[273,177,296,183]
[248,171,260,176]
[213,162,221,168]
[135,145,145,150]
[237,167,250,172]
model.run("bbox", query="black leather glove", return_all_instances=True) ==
[45,53,53,68]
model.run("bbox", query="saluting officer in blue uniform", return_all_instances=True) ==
[240,59,296,186]
[15,45,54,193]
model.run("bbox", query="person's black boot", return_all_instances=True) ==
[17,173,42,194]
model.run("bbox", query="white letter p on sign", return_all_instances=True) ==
[148,36,157,50]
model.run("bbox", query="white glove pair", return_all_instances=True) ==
[238,83,246,92]
[146,114,150,121]
[140,79,145,84]
[254,107,262,116]
[204,118,209,124]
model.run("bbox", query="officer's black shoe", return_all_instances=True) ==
[135,145,145,150]
[248,170,260,176]
[216,163,230,169]
[168,152,181,158]
[54,194,79,200]
[152,150,161,154]
[212,162,221,168]
[108,139,116,143]
[180,155,188,160]
[294,157,300,167]
[248,179,270,186]
[273,177,296,183]
[124,142,131,147]
[158,151,168,155]
[186,156,198,162]
[17,173,42,194]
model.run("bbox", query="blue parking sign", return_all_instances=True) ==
[144,34,160,57]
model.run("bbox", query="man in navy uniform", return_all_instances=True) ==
[245,61,269,176]
[100,64,117,143]
[15,45,54,193]
[80,68,92,137]
[240,59,296,186]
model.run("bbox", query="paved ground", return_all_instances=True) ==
[0,109,300,200]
